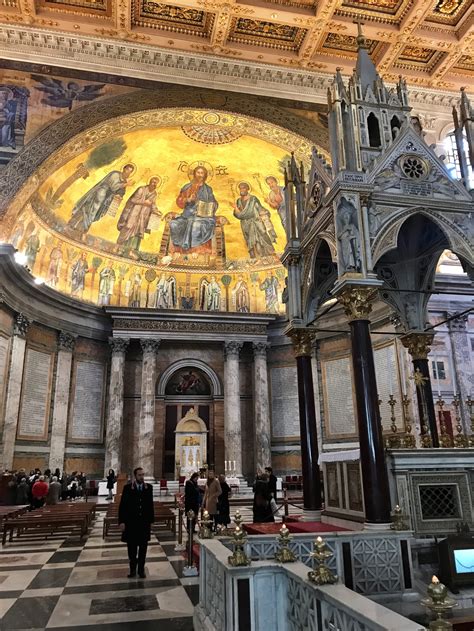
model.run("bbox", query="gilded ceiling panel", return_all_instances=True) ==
[132,1,215,36]
[424,0,471,25]
[453,55,474,73]
[38,0,111,14]
[228,18,307,51]
[339,0,404,15]
[321,33,379,56]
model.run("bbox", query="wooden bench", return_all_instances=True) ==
[103,503,176,538]
[2,513,89,545]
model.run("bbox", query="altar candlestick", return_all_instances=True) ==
[232,460,236,473]
[225,460,228,471]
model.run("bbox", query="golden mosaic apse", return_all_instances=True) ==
[7,110,311,315]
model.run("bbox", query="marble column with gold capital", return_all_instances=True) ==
[139,339,160,479]
[253,341,271,472]
[1,313,30,471]
[337,286,391,527]
[224,341,243,477]
[401,332,439,448]
[104,337,129,476]
[49,331,76,473]
[290,328,322,520]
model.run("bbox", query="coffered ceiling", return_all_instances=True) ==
[0,0,472,90]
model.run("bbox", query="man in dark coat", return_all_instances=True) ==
[118,467,155,579]
[265,466,278,502]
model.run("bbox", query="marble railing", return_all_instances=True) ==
[228,530,414,596]
[194,539,423,631]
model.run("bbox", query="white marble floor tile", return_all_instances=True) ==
[19,587,64,598]
[0,568,41,590]
[0,551,55,566]
[0,598,16,618]
[66,560,178,586]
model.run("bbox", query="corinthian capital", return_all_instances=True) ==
[252,341,269,358]
[401,333,434,360]
[140,338,161,354]
[224,340,243,359]
[58,331,76,352]
[289,329,314,357]
[14,313,30,337]
[336,286,377,321]
[109,337,130,355]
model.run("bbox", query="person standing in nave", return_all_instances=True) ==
[106,468,116,501]
[16,477,29,505]
[252,472,274,523]
[203,470,222,531]
[184,472,201,532]
[119,467,155,579]
[216,474,231,528]
[46,475,62,505]
[31,475,49,509]
[265,466,278,502]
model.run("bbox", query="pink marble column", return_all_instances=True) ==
[253,341,271,472]
[104,337,129,476]
[138,339,160,479]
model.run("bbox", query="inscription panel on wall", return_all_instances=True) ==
[17,347,53,440]
[0,334,10,422]
[270,365,300,438]
[322,355,357,439]
[69,360,105,443]
[373,343,403,432]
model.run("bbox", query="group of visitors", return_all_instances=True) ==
[6,468,87,508]
[183,465,279,529]
[184,470,231,531]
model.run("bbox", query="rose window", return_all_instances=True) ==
[401,156,427,179]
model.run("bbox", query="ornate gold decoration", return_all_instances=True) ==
[229,17,307,51]
[274,525,296,563]
[114,319,268,335]
[290,329,314,357]
[436,396,453,448]
[386,394,402,448]
[401,394,416,448]
[467,396,474,448]
[181,125,242,145]
[421,576,457,629]
[435,0,462,14]
[336,286,377,321]
[390,505,408,530]
[401,334,434,360]
[452,394,468,448]
[40,0,109,12]
[228,525,251,567]
[198,510,214,539]
[308,537,338,585]
[322,32,378,54]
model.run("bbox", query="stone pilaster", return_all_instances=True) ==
[138,339,160,479]
[448,315,471,428]
[253,341,271,472]
[49,332,76,473]
[1,313,30,471]
[104,337,129,476]
[224,341,243,476]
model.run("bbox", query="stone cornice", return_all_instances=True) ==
[0,25,465,109]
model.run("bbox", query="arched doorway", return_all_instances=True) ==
[157,361,222,479]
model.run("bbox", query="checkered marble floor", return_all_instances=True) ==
[0,510,198,631]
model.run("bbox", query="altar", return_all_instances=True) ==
[175,408,208,477]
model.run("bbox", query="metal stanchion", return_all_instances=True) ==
[183,509,198,577]
[174,507,185,552]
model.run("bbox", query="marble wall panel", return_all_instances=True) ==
[64,456,104,476]
[26,323,56,348]
[0,307,13,335]
[13,454,48,472]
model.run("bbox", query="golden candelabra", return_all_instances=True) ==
[198,510,214,540]
[390,505,409,531]
[227,525,251,567]
[307,536,338,585]
[386,394,402,448]
[452,394,468,448]
[234,510,243,529]
[437,396,453,448]
[401,394,416,448]
[420,575,457,630]
[467,396,474,447]
[274,525,296,563]
[412,368,432,447]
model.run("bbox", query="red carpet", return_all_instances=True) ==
[244,521,349,535]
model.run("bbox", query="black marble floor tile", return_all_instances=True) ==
[62,578,180,595]
[27,567,73,589]
[49,618,194,631]
[169,560,187,578]
[46,550,82,564]
[60,539,85,548]
[1,595,59,629]
[90,595,159,615]
[0,590,23,599]
[183,584,199,606]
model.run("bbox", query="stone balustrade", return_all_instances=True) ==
[194,539,421,631]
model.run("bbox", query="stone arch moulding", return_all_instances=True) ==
[0,85,329,228]
[371,207,473,268]
[302,234,338,322]
[157,359,222,398]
